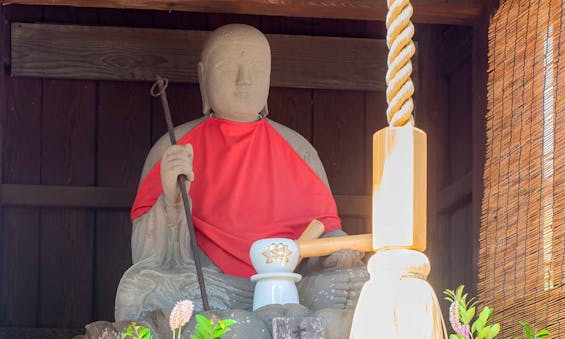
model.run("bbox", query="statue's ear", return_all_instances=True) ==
[260,102,269,118]
[198,62,210,115]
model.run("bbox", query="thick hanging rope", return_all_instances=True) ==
[386,0,416,127]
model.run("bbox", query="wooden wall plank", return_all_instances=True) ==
[94,10,153,321]
[313,90,366,235]
[3,0,484,25]
[39,81,96,325]
[449,204,474,289]
[151,83,203,143]
[37,7,97,328]
[471,11,489,296]
[0,4,43,327]
[266,88,313,142]
[11,23,402,91]
[439,26,472,75]
[415,25,450,294]
[448,58,473,182]
[152,9,206,143]
[260,14,314,148]
[95,83,151,321]
[440,27,474,294]
[0,327,83,339]
[438,171,473,213]
[0,8,4,309]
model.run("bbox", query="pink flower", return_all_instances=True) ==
[169,299,194,331]
[449,302,470,338]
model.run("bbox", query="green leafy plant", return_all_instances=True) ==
[122,322,153,339]
[515,321,550,339]
[444,285,500,339]
[190,314,237,339]
[444,286,551,339]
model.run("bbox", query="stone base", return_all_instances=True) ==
[74,305,353,339]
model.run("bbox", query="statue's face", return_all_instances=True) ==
[203,39,271,122]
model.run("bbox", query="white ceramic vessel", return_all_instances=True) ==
[250,272,302,310]
[249,238,302,310]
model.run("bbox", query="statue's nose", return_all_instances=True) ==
[236,64,252,86]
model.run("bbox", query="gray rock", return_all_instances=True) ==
[315,308,354,339]
[255,304,315,335]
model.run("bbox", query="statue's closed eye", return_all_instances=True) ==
[214,61,238,72]
[251,61,269,73]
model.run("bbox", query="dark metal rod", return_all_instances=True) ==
[152,75,210,311]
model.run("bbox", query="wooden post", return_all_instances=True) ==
[372,127,427,251]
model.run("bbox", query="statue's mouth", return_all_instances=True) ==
[234,89,251,98]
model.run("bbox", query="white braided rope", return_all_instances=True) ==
[386,0,416,127]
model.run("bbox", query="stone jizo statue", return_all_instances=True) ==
[115,24,368,330]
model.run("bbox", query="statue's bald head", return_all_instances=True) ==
[198,24,271,122]
[201,24,270,65]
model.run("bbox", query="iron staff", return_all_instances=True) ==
[151,75,210,311]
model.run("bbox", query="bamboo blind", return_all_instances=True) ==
[478,0,564,336]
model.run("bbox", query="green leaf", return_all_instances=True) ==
[449,335,463,339]
[477,326,492,339]
[471,320,480,334]
[212,327,231,338]
[221,319,237,326]
[479,307,493,323]
[196,314,212,331]
[536,329,550,339]
[466,306,476,324]
[195,314,208,323]
[487,323,500,339]
[472,307,492,334]
[460,305,475,324]
[456,285,465,299]
[520,321,534,339]
[195,323,210,338]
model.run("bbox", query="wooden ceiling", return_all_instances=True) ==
[1,0,484,25]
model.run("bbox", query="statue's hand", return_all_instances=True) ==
[298,266,368,310]
[320,249,365,271]
[160,144,194,206]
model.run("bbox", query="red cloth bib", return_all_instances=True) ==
[131,117,341,278]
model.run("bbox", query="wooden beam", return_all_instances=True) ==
[0,184,372,217]
[438,171,473,213]
[10,23,410,91]
[0,181,473,217]
[2,0,484,25]
[0,184,136,208]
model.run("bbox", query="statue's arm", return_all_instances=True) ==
[131,118,206,264]
[131,195,169,264]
